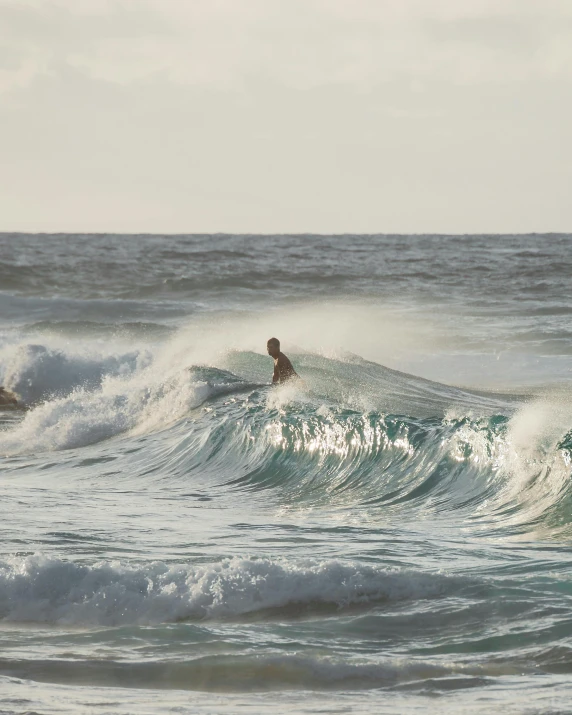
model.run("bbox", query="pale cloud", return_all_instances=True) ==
[0,0,169,90]
[0,0,571,232]
[3,0,572,91]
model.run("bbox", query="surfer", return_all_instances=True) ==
[267,338,299,384]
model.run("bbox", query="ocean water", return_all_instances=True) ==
[0,233,572,714]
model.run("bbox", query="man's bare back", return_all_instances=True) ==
[266,338,299,384]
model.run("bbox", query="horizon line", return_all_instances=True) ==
[1,231,570,238]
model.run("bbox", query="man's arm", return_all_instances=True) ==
[272,361,280,384]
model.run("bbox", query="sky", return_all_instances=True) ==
[1,0,571,234]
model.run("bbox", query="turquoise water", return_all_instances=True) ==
[0,234,571,714]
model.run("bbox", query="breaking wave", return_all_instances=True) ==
[1,337,571,537]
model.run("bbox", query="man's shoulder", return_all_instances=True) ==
[278,352,292,365]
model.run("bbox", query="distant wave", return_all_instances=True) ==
[22,320,176,340]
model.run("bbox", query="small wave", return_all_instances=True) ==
[0,555,458,626]
[0,653,506,692]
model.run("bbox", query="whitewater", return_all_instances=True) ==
[0,233,571,714]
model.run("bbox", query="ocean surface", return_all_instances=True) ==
[0,233,572,714]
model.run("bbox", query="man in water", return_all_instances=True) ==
[267,338,298,384]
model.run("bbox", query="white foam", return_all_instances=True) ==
[0,372,215,454]
[265,379,309,411]
[497,396,572,520]
[0,555,457,626]
[0,341,151,404]
[443,396,572,530]
[0,336,243,453]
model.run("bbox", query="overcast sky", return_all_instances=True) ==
[1,0,571,233]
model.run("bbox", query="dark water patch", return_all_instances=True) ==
[0,654,496,693]
[77,456,117,467]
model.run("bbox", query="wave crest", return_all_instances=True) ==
[0,555,457,626]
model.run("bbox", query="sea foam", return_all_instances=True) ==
[0,339,247,453]
[0,555,458,626]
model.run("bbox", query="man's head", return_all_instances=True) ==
[267,337,280,358]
